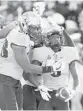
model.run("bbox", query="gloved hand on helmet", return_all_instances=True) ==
[55,87,76,102]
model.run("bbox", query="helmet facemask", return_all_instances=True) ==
[28,24,43,46]
[46,31,63,52]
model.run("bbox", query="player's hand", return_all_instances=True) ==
[42,56,59,75]
[53,24,64,35]
[42,57,55,75]
[49,21,64,35]
[35,85,52,101]
[39,90,51,101]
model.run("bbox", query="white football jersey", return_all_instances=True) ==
[32,46,79,90]
[0,27,30,80]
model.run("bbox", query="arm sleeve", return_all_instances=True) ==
[7,27,30,48]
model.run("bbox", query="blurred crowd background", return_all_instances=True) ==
[0,0,83,110]
[1,0,83,56]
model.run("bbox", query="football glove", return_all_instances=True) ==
[35,84,52,101]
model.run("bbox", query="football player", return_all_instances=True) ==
[36,27,79,110]
[0,11,54,110]
[27,25,79,110]
[20,11,54,110]
[21,11,79,109]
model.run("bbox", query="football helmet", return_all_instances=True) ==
[22,11,43,47]
[55,87,75,102]
[18,15,28,34]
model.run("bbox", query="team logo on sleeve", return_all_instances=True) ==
[0,38,8,58]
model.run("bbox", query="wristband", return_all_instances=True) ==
[42,66,53,73]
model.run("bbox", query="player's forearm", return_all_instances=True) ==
[23,73,40,87]
[73,78,79,90]
[69,61,79,90]
[12,45,53,75]
[12,45,42,74]
[15,52,42,74]
[27,77,40,87]
[0,21,16,39]
[18,54,53,75]
[71,68,79,90]
[63,30,75,47]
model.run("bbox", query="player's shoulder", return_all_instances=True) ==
[7,26,18,39]
[61,46,79,62]
[6,26,30,47]
[61,46,77,52]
